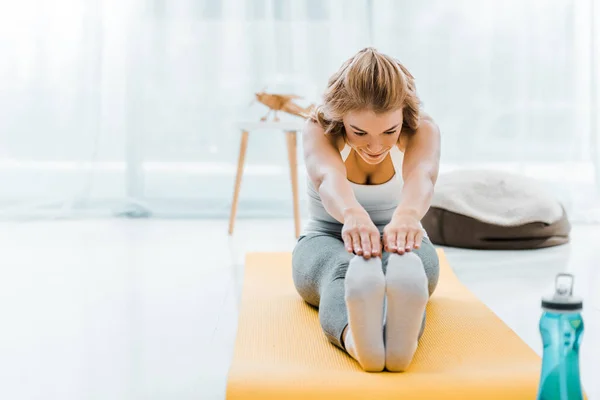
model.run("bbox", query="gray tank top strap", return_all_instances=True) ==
[340,143,351,161]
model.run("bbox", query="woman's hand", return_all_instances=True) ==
[341,208,381,259]
[383,211,424,254]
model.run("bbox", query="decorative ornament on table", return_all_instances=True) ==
[248,74,318,122]
[250,90,315,122]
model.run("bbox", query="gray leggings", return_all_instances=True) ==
[291,231,440,350]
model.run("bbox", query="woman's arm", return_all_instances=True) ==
[395,113,441,220]
[302,120,381,258]
[383,113,441,253]
[302,120,361,223]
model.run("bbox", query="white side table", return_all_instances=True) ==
[228,120,306,238]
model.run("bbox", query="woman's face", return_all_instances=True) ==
[342,108,403,165]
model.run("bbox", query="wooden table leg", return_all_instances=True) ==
[228,130,249,235]
[286,131,301,238]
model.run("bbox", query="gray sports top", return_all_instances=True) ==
[303,143,427,236]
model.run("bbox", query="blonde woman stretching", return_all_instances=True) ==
[292,48,441,372]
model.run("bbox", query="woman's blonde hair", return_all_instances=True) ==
[311,47,420,137]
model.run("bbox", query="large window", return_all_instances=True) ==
[1,0,598,221]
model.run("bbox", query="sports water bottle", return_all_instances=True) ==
[537,273,584,400]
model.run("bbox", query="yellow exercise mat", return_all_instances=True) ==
[226,250,542,399]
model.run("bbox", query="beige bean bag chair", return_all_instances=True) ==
[422,169,571,250]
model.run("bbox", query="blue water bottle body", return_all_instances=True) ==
[537,311,584,400]
[537,273,584,400]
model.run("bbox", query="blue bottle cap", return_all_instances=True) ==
[541,273,583,311]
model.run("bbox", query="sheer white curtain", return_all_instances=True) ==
[1,0,599,221]
[372,0,600,222]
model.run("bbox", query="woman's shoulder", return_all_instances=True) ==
[303,118,346,153]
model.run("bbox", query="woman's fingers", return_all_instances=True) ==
[405,230,416,251]
[360,230,372,258]
[381,229,423,253]
[342,233,353,253]
[414,229,425,249]
[351,232,362,255]
[395,230,407,254]
[370,232,381,256]
[385,231,397,253]
[346,229,383,258]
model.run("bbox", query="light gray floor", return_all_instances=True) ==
[0,219,598,400]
